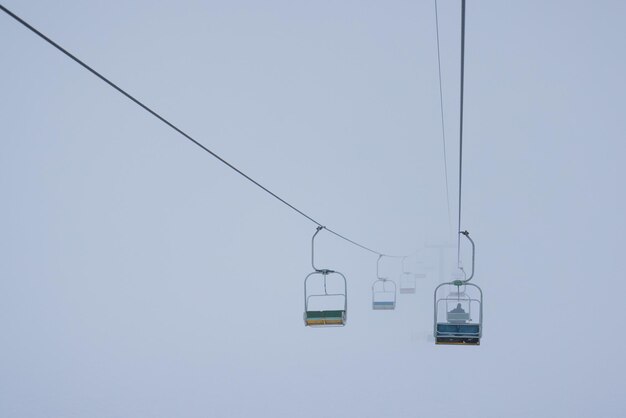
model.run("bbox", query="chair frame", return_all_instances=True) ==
[304,270,348,327]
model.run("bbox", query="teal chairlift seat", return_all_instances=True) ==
[435,285,482,345]
[434,231,483,346]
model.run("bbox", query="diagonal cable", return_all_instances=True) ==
[0,3,406,258]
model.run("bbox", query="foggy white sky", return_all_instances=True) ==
[1,1,625,417]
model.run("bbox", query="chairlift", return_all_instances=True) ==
[304,227,347,327]
[399,256,426,294]
[434,231,482,345]
[399,273,416,294]
[372,255,397,310]
[399,256,416,294]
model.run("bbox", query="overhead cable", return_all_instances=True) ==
[434,0,452,237]
[0,3,405,258]
[457,0,467,266]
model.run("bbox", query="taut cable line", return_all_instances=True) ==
[456,0,467,267]
[0,3,407,259]
[434,0,452,237]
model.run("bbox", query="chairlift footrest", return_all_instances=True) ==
[436,336,480,345]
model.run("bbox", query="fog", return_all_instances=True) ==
[1,1,625,417]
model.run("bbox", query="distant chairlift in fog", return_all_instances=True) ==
[372,255,397,310]
[304,227,347,327]
[434,231,483,345]
[399,256,426,294]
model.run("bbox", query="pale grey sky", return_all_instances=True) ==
[1,1,625,417]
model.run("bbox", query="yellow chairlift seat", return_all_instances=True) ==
[304,227,348,327]
[304,310,346,326]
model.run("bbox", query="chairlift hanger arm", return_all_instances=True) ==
[376,254,385,280]
[457,230,475,283]
[311,226,334,273]
[311,226,322,272]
